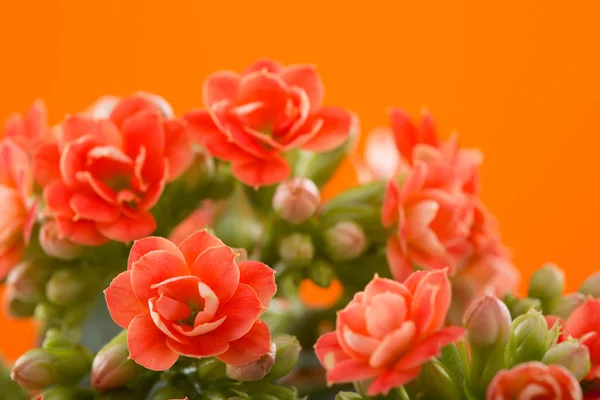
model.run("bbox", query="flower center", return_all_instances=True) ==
[177,301,204,327]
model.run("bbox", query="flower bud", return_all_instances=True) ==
[46,267,91,306]
[272,178,320,224]
[39,220,82,260]
[10,349,54,390]
[464,295,512,348]
[265,334,301,380]
[548,293,587,320]
[2,287,36,318]
[92,330,142,392]
[226,343,276,381]
[324,221,367,261]
[542,340,591,381]
[528,263,564,305]
[580,271,600,297]
[308,259,336,288]
[506,310,550,367]
[278,233,314,265]
[5,260,51,303]
[508,297,542,319]
[195,357,226,382]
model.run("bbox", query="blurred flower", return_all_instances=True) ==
[91,330,142,392]
[37,94,192,245]
[0,139,37,280]
[46,267,91,306]
[5,260,49,303]
[563,298,600,380]
[382,162,474,281]
[464,294,511,348]
[543,340,591,381]
[487,362,582,400]
[2,100,53,155]
[38,219,82,260]
[168,200,219,246]
[185,59,356,187]
[273,177,320,224]
[104,230,276,370]
[85,92,174,120]
[299,279,343,310]
[351,127,405,184]
[314,269,464,396]
[324,221,367,261]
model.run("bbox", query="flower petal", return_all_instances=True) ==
[69,193,120,223]
[128,236,183,270]
[237,261,277,308]
[411,269,452,338]
[363,275,411,304]
[130,249,189,303]
[33,143,61,187]
[96,212,157,243]
[166,334,229,359]
[55,218,108,246]
[59,134,99,186]
[382,179,401,227]
[104,271,146,329]
[121,109,165,182]
[203,70,241,108]
[127,313,179,371]
[281,64,324,113]
[0,242,23,281]
[369,321,416,368]
[367,367,422,396]
[242,59,282,75]
[393,326,465,371]
[210,283,264,342]
[178,230,224,266]
[389,108,418,164]
[109,95,156,128]
[315,331,351,371]
[301,107,354,152]
[216,320,271,366]
[231,156,291,188]
[43,181,75,218]
[163,119,192,181]
[386,236,414,282]
[326,359,380,385]
[365,292,408,339]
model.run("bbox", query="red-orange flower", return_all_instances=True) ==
[185,59,356,187]
[37,95,192,245]
[314,269,464,396]
[0,139,37,279]
[382,162,474,281]
[2,100,53,155]
[487,362,582,400]
[563,298,600,380]
[104,230,277,371]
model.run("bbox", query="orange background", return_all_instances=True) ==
[1,1,599,360]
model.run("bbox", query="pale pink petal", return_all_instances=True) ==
[369,321,416,368]
[365,292,407,339]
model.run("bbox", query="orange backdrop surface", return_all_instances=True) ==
[1,0,599,360]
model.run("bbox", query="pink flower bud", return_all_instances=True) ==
[464,294,511,347]
[39,221,82,261]
[580,271,600,298]
[10,349,54,390]
[226,343,276,381]
[542,340,591,381]
[273,178,320,224]
[5,260,49,303]
[278,233,314,264]
[92,330,141,392]
[324,221,367,261]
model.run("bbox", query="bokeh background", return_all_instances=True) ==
[1,0,599,360]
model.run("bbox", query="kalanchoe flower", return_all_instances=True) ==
[324,221,367,261]
[382,162,474,281]
[487,362,583,400]
[543,340,591,381]
[185,59,357,187]
[314,269,464,396]
[273,177,320,224]
[0,139,37,280]
[562,298,600,380]
[91,330,142,392]
[36,94,193,245]
[104,230,277,370]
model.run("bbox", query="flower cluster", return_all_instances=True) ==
[0,58,598,400]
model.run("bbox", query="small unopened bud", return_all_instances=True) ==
[464,295,512,348]
[92,330,141,392]
[278,233,314,265]
[2,287,36,318]
[580,271,600,298]
[508,297,542,319]
[542,340,591,381]
[506,310,549,367]
[46,267,91,306]
[10,349,54,390]
[273,178,320,224]
[226,343,276,381]
[528,263,564,304]
[5,260,51,303]
[324,221,367,261]
[195,357,226,382]
[39,221,82,260]
[308,259,336,288]
[265,334,301,380]
[549,293,587,320]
